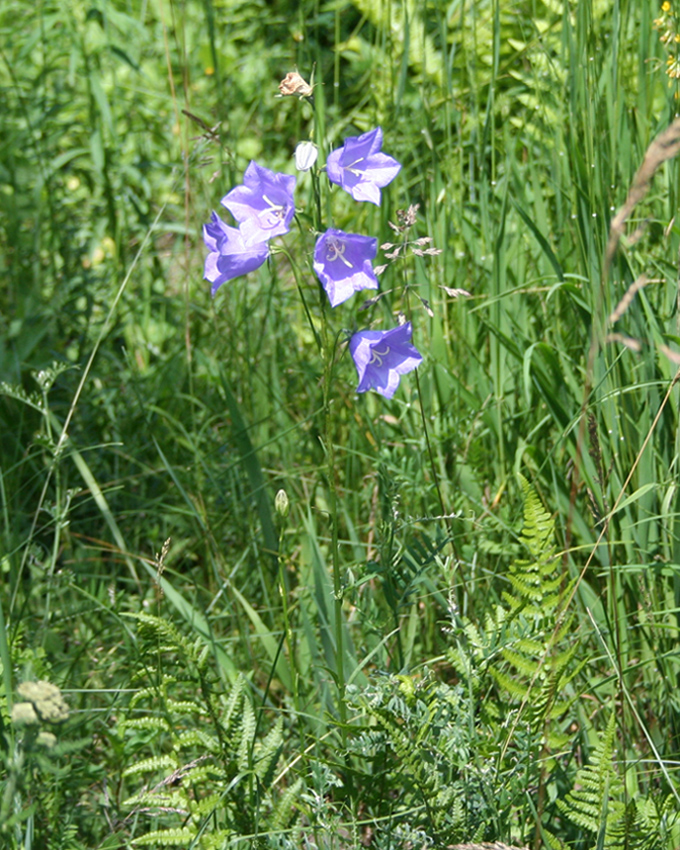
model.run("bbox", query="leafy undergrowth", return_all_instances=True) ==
[2,0,680,847]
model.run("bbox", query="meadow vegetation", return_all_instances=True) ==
[3,0,680,847]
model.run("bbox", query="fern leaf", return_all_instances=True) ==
[131,827,196,846]
[120,716,172,733]
[254,717,284,787]
[557,713,625,839]
[270,777,303,831]
[123,754,178,778]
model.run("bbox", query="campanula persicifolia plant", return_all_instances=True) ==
[201,71,444,729]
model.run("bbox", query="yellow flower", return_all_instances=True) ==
[667,56,680,77]
[663,1,672,12]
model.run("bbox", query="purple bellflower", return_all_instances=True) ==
[349,322,422,399]
[203,211,269,296]
[221,161,296,246]
[326,127,401,206]
[313,228,379,307]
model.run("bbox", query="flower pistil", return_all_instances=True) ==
[367,344,390,367]
[325,237,354,268]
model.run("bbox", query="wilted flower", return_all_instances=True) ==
[313,228,379,307]
[278,71,313,98]
[295,141,318,172]
[326,127,401,205]
[221,161,296,246]
[203,211,269,295]
[349,322,422,399]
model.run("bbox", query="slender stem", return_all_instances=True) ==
[275,244,322,354]
[320,315,347,738]
[295,82,346,735]
[277,522,300,713]
[398,228,464,602]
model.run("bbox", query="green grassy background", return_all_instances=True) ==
[2,0,680,847]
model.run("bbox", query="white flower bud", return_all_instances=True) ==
[275,489,290,518]
[295,141,318,172]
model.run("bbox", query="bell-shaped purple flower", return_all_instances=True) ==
[313,228,379,307]
[203,211,269,296]
[326,127,401,206]
[221,161,296,246]
[349,322,422,399]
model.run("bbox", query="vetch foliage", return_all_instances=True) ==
[346,674,476,843]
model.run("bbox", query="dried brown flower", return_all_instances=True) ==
[278,71,313,98]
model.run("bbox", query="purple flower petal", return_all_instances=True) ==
[313,228,379,307]
[202,211,269,296]
[349,322,422,399]
[221,161,296,245]
[326,127,401,206]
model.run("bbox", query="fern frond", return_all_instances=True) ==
[237,695,256,772]
[253,717,284,787]
[221,674,249,736]
[270,777,303,831]
[122,754,178,778]
[122,790,189,811]
[120,716,172,733]
[128,612,204,669]
[118,657,290,847]
[557,713,625,840]
[518,474,555,559]
[174,728,221,753]
[131,827,195,846]
[190,791,223,818]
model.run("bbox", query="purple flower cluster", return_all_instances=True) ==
[203,162,296,295]
[202,126,422,398]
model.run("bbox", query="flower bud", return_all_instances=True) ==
[295,141,318,172]
[275,489,290,518]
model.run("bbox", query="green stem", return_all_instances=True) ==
[275,244,322,354]
[320,313,347,739]
[272,236,346,735]
[277,523,300,713]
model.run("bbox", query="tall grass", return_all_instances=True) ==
[2,0,680,846]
